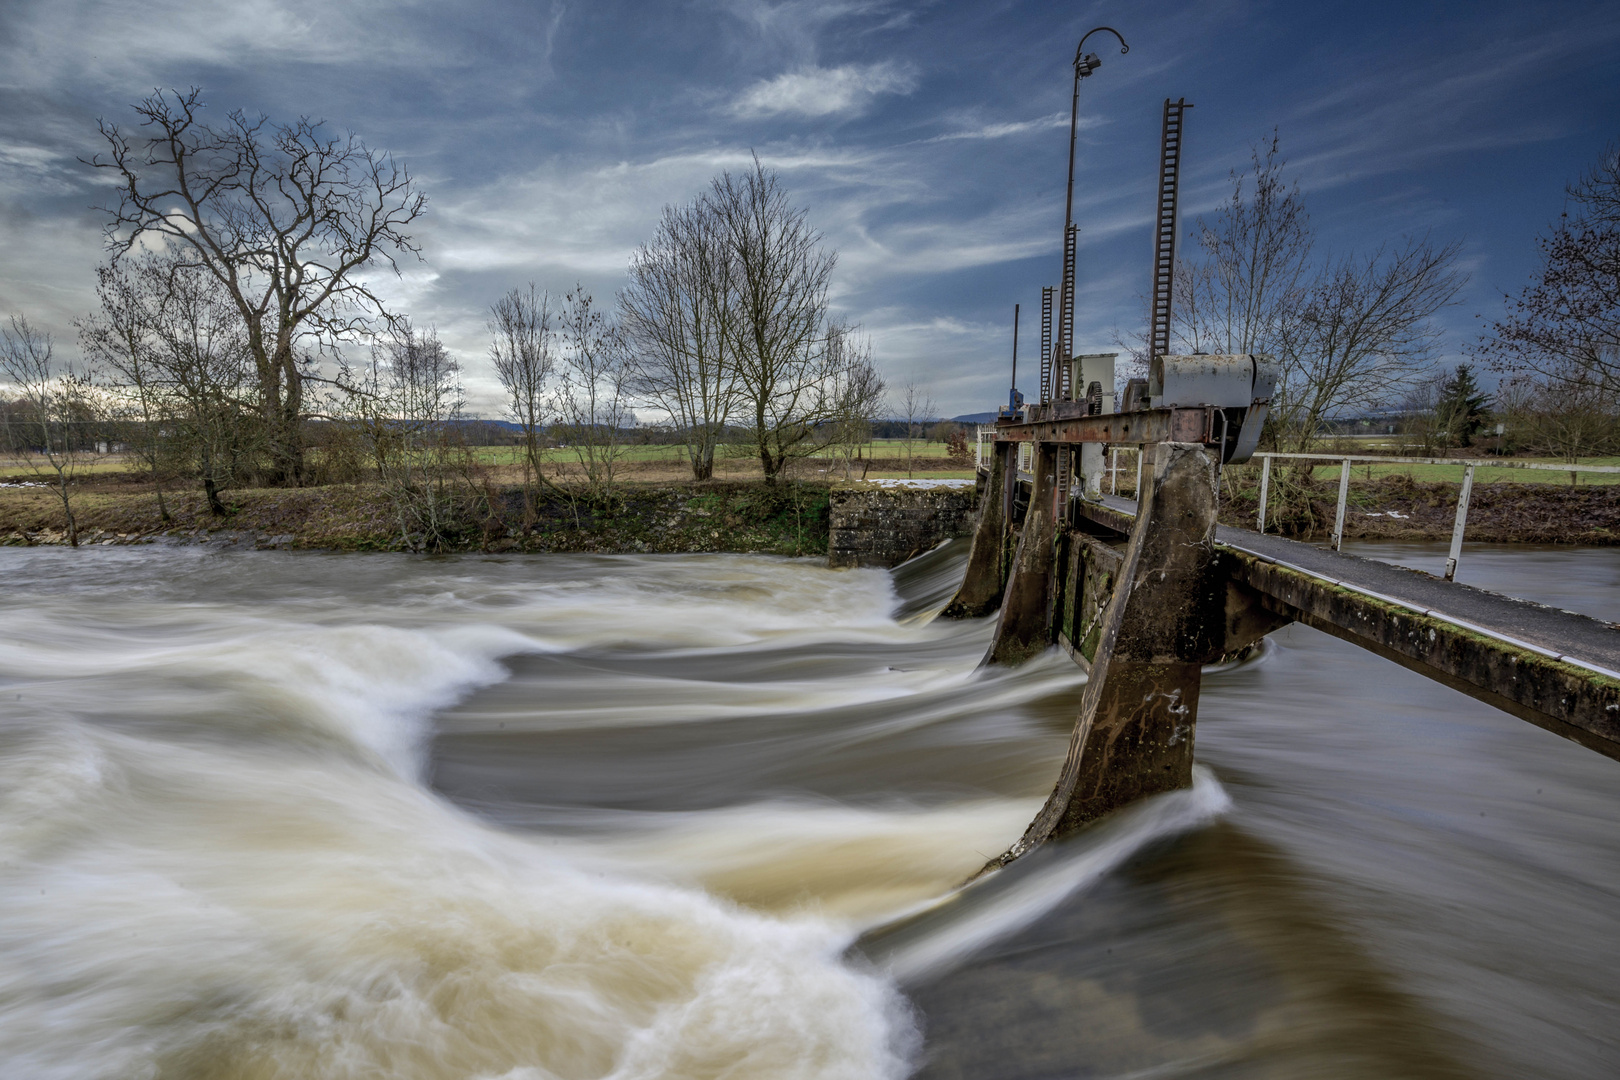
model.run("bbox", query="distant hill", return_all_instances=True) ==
[951,412,999,423]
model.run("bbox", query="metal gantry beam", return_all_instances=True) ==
[994,404,1219,446]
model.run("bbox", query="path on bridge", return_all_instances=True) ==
[1088,495,1620,680]
[1088,492,1620,680]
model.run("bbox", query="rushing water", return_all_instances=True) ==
[0,539,1616,1078]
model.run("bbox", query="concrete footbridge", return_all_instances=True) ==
[943,353,1620,871]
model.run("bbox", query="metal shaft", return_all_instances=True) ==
[1009,303,1020,414]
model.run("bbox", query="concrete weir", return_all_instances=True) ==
[988,442,1238,867]
[942,381,1620,870]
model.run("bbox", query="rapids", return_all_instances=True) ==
[0,539,1617,1078]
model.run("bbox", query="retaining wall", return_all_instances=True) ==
[828,483,978,568]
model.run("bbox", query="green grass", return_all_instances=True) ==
[456,439,961,468]
[1282,457,1620,485]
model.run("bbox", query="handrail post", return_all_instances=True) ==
[1445,464,1476,581]
[1109,447,1118,494]
[1133,447,1143,499]
[1256,454,1271,534]
[1332,458,1351,551]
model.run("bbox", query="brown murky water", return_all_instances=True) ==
[1,539,1616,1077]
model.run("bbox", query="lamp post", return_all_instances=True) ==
[1055,27,1128,399]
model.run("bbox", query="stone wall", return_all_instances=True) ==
[828,483,979,568]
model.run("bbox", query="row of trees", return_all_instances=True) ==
[1164,134,1468,451]
[1,89,905,546]
[617,158,885,484]
[1161,132,1620,463]
[1479,139,1620,463]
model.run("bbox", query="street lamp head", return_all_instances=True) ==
[1074,26,1129,69]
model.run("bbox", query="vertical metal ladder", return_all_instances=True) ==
[1148,98,1191,364]
[1039,285,1055,404]
[1056,224,1079,401]
[1054,445,1072,517]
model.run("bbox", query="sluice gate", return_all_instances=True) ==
[949,43,1620,871]
[945,393,1620,870]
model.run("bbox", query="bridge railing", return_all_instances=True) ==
[975,426,1033,473]
[1253,452,1620,580]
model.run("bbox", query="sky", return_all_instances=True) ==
[1,0,1618,419]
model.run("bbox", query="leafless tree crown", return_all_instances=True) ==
[1478,139,1620,394]
[88,87,426,483]
[620,193,742,481]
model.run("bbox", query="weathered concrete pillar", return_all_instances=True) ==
[985,443,1059,666]
[993,442,1223,865]
[942,441,1016,619]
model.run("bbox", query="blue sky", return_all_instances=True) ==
[1,0,1617,418]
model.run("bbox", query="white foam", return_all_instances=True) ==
[0,550,951,1077]
[875,767,1233,985]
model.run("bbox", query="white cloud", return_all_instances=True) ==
[923,113,1075,143]
[731,62,916,118]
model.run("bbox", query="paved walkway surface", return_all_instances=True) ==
[1092,494,1620,674]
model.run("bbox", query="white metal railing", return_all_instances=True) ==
[1252,452,1620,580]
[974,426,996,470]
[1106,446,1143,497]
[976,428,1033,474]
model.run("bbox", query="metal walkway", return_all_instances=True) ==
[1091,493,1620,677]
[1078,493,1620,759]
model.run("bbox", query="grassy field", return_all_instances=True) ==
[461,438,959,467]
[11,442,1614,489]
[1273,456,1620,486]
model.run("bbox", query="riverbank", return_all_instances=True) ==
[0,479,839,556]
[7,467,1616,556]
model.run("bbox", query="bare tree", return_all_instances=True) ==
[709,159,841,483]
[79,261,171,520]
[489,284,560,512]
[1479,140,1620,394]
[897,379,936,479]
[90,87,426,485]
[824,326,886,480]
[553,286,633,499]
[149,264,257,515]
[1,316,97,545]
[1398,371,1448,456]
[1273,237,1466,450]
[370,324,468,550]
[621,195,742,481]
[80,257,257,516]
[1497,372,1618,482]
[1174,134,1313,357]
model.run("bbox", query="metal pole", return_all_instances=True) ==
[1134,447,1143,499]
[1008,304,1020,415]
[1332,458,1351,551]
[1256,455,1271,534]
[1445,464,1476,581]
[1109,447,1119,494]
[1055,28,1127,403]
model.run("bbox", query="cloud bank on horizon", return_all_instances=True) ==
[1,0,1617,418]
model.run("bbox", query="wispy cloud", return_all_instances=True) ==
[731,62,916,117]
[923,113,1074,143]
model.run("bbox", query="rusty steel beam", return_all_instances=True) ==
[994,405,1214,445]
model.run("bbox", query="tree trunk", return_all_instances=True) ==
[203,475,227,516]
[56,478,78,548]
